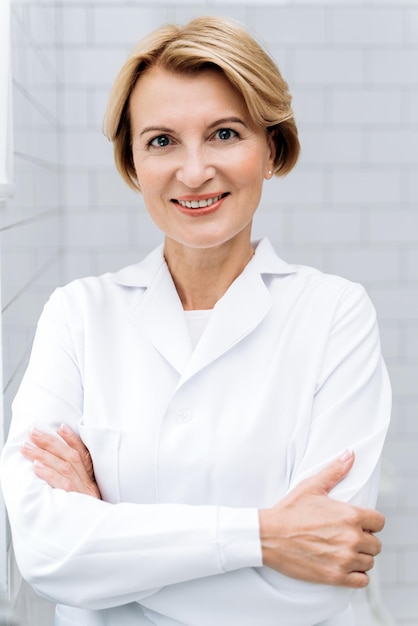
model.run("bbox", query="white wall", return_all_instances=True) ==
[1,1,417,625]
[0,0,64,622]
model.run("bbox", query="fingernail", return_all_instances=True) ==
[34,460,45,469]
[60,423,73,434]
[340,449,353,462]
[22,442,36,451]
[31,428,43,437]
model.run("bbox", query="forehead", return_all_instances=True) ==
[129,66,250,126]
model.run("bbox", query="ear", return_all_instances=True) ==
[265,130,277,179]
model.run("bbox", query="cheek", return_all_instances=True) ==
[134,160,162,194]
[236,152,267,188]
[234,142,270,177]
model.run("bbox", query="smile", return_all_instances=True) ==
[176,194,227,209]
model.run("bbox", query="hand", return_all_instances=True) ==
[21,425,101,499]
[258,450,384,588]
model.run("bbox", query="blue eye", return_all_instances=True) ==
[150,135,170,147]
[216,128,237,141]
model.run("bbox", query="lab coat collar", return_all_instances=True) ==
[109,244,166,288]
[110,238,297,288]
[109,238,297,377]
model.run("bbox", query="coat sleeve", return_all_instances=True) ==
[271,281,392,624]
[0,289,261,610]
[288,281,391,502]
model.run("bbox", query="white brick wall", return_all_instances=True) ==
[254,6,327,44]
[330,7,404,44]
[330,89,403,125]
[0,1,64,623]
[1,1,417,625]
[293,49,365,84]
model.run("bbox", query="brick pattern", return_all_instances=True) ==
[0,1,64,623]
[1,2,64,424]
[1,2,417,625]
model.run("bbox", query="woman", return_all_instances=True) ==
[0,16,390,626]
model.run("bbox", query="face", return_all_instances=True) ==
[129,66,275,251]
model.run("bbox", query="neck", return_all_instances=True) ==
[164,234,255,311]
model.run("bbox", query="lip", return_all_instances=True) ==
[172,192,229,217]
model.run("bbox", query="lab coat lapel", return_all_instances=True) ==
[180,262,272,382]
[116,248,193,375]
[133,263,193,374]
[179,238,297,381]
[128,259,271,381]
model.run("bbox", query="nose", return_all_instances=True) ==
[175,146,215,189]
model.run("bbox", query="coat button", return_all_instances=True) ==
[175,409,192,423]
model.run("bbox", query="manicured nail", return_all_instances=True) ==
[22,442,36,451]
[339,449,353,462]
[34,460,45,469]
[31,428,43,437]
[60,423,73,435]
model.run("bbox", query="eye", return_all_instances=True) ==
[149,135,171,148]
[215,128,238,141]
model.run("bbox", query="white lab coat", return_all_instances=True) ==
[0,238,391,626]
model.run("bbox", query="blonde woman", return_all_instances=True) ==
[1,16,390,626]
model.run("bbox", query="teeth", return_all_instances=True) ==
[178,194,223,209]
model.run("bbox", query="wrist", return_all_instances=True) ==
[258,507,276,569]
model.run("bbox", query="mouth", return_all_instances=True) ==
[173,193,229,209]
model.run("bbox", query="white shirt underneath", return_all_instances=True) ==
[184,309,213,349]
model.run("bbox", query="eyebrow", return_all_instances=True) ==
[139,117,248,137]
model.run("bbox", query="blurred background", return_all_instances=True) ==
[0,0,416,624]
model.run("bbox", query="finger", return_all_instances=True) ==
[28,448,100,498]
[329,568,371,589]
[59,424,84,452]
[305,450,355,496]
[29,429,87,480]
[345,571,370,589]
[21,441,41,462]
[22,435,79,487]
[354,551,375,572]
[58,424,94,473]
[33,459,80,493]
[23,442,80,481]
[22,433,101,498]
[350,506,385,534]
[22,440,62,467]
[363,510,385,534]
[359,533,382,557]
[30,428,69,457]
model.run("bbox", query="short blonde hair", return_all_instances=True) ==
[103,16,300,191]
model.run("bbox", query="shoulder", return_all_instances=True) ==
[256,238,367,300]
[260,249,376,330]
[289,265,375,321]
[46,275,136,322]
[263,250,369,309]
[288,263,367,299]
[47,244,165,312]
[254,238,375,321]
